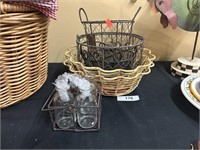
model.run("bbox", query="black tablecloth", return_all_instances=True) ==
[1,62,199,149]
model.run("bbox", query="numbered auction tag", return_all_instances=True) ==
[117,95,140,102]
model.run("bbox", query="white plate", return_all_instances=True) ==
[180,75,200,110]
[190,77,200,100]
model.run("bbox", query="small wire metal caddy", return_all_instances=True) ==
[42,89,101,132]
[77,7,143,70]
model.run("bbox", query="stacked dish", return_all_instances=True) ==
[64,46,155,96]
[171,57,200,80]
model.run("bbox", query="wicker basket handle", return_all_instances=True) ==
[79,8,89,23]
[0,2,36,13]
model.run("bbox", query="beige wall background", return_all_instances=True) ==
[48,0,200,62]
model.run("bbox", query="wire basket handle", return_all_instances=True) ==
[131,6,142,22]
[79,8,89,23]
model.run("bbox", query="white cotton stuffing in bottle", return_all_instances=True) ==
[54,72,94,102]
[56,89,70,102]
[54,73,70,102]
[72,75,92,99]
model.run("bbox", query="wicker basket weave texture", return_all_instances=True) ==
[64,47,155,96]
[0,2,50,108]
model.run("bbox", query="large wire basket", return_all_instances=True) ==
[79,7,141,34]
[77,32,144,70]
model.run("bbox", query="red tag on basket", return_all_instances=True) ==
[105,19,113,28]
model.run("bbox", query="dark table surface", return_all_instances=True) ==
[1,62,199,149]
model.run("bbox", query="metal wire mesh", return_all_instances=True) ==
[77,32,144,70]
[79,7,141,34]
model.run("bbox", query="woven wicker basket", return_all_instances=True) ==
[0,2,50,108]
[64,47,155,96]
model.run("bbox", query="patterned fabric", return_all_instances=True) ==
[8,0,58,19]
